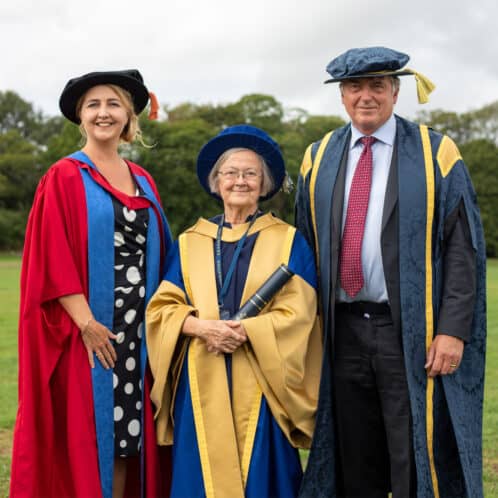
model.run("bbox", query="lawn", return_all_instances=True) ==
[0,256,497,497]
[0,255,20,496]
[484,258,498,495]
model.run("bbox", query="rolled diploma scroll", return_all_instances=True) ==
[231,264,295,320]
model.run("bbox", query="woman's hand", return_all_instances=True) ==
[81,318,118,369]
[182,315,247,354]
[58,293,118,369]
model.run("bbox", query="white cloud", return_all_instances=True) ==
[2,0,497,122]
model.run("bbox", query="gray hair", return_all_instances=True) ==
[391,76,401,93]
[207,147,275,197]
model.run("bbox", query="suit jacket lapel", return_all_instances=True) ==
[331,143,348,298]
[381,142,401,331]
[382,141,398,232]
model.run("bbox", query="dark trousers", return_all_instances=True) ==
[333,304,416,498]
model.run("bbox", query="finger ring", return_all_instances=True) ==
[450,363,457,368]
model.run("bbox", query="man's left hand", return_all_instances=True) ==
[425,334,464,377]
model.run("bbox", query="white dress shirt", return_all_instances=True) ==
[337,114,396,303]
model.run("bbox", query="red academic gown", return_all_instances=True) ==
[9,156,171,498]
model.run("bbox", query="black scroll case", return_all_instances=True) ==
[231,264,295,320]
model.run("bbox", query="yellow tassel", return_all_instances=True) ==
[406,69,436,104]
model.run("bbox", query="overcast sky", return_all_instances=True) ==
[2,0,497,123]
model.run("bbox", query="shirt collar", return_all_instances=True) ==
[350,113,397,149]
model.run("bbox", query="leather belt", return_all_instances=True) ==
[336,301,391,316]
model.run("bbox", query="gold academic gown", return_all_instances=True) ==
[146,213,322,498]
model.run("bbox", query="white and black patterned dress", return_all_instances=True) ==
[111,194,148,457]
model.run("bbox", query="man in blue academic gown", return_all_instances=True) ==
[295,47,486,498]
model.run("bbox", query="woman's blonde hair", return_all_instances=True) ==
[76,84,149,146]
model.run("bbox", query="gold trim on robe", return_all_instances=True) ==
[420,124,441,498]
[436,135,462,178]
[309,131,334,269]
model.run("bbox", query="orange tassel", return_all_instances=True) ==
[148,91,159,120]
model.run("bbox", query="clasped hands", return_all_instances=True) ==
[425,334,464,377]
[182,315,247,354]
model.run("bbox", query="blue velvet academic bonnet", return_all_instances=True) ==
[59,69,150,124]
[324,46,435,104]
[196,124,287,202]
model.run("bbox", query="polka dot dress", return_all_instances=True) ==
[112,195,148,457]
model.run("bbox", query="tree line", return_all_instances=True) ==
[0,90,497,256]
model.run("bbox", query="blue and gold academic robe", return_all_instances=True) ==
[146,212,322,498]
[295,115,487,498]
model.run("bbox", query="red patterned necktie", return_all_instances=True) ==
[339,136,376,298]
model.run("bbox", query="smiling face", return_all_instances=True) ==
[341,76,398,135]
[78,84,130,145]
[216,149,263,214]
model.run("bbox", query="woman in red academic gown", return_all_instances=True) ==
[9,70,172,498]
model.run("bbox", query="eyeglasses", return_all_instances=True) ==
[217,169,262,181]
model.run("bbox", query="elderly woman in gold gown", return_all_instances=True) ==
[146,124,322,498]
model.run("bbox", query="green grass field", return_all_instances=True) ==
[0,257,497,496]
[0,255,20,496]
[484,259,498,496]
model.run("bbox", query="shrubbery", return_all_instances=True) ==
[1,90,497,256]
